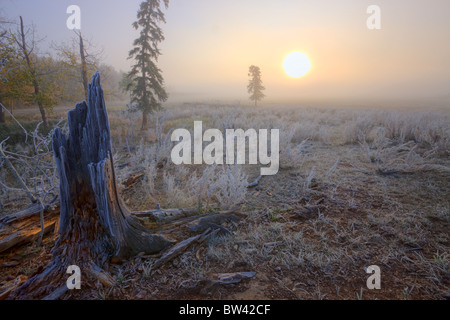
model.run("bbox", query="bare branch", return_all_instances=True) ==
[0,146,38,204]
[0,103,29,142]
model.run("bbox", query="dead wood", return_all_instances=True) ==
[177,271,256,296]
[150,228,219,271]
[10,72,174,300]
[216,272,256,284]
[0,203,43,224]
[0,207,59,253]
[90,263,115,287]
[0,275,28,300]
[5,74,252,299]
[247,175,262,188]
[41,285,68,301]
[151,232,203,271]
[187,212,245,233]
[0,196,57,225]
[133,207,198,224]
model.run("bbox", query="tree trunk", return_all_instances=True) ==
[79,33,89,102]
[36,100,47,127]
[18,16,47,127]
[11,72,173,299]
[141,110,148,131]
[140,62,149,131]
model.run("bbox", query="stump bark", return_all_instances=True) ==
[12,72,174,299]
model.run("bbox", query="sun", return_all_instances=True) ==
[283,52,311,78]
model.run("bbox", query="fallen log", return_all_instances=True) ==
[133,207,198,224]
[41,285,68,301]
[217,272,256,285]
[150,227,220,272]
[0,275,28,300]
[90,263,115,287]
[0,208,59,253]
[177,271,256,296]
[0,203,45,225]
[187,212,245,233]
[151,232,204,271]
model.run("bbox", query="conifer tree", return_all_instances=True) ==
[128,0,169,130]
[247,65,266,107]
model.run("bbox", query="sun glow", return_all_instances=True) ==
[283,52,311,78]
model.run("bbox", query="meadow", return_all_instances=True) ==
[0,102,449,300]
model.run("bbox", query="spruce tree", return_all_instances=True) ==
[247,65,266,107]
[128,0,169,130]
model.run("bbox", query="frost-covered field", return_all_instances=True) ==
[1,103,449,299]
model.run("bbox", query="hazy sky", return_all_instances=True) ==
[2,0,450,106]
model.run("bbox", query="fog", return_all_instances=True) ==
[2,0,450,107]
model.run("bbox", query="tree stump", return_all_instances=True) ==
[12,72,174,299]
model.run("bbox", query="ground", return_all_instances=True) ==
[0,103,449,300]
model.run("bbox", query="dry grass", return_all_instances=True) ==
[0,102,449,300]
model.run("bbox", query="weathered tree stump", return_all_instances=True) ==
[11,72,174,299]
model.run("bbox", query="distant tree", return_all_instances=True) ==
[247,65,265,107]
[0,16,24,122]
[9,16,53,126]
[127,0,169,130]
[54,32,101,102]
[0,22,33,123]
[96,64,124,101]
[0,26,31,123]
[54,35,122,103]
[0,46,64,124]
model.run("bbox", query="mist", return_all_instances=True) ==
[2,0,450,107]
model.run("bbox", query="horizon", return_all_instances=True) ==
[1,0,450,107]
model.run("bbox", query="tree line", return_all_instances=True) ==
[0,15,124,126]
[1,0,267,130]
